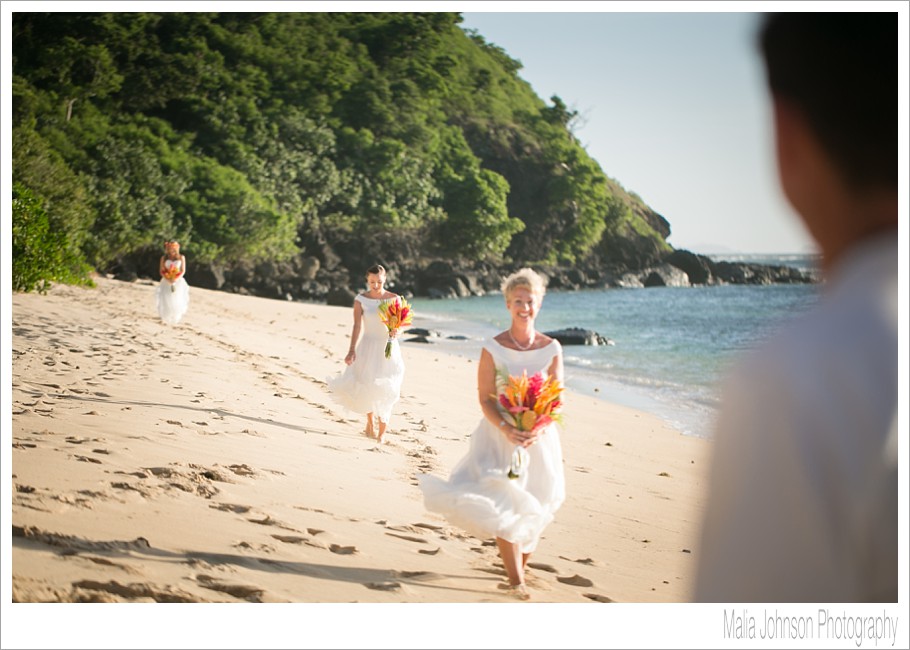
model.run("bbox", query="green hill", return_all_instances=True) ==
[12,11,672,292]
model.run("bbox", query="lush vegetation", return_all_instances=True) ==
[12,12,670,290]
[12,182,94,293]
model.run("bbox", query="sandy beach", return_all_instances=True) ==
[7,275,712,643]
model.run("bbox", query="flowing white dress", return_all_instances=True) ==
[418,339,566,553]
[327,294,405,424]
[156,259,190,325]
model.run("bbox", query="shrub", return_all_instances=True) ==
[12,182,94,293]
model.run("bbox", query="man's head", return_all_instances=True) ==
[760,12,896,192]
[760,13,897,266]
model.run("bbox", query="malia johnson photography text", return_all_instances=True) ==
[724,609,899,647]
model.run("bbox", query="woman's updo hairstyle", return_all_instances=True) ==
[365,264,386,277]
[500,267,547,301]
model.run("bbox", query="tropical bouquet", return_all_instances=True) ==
[377,297,413,359]
[495,369,564,479]
[162,264,181,291]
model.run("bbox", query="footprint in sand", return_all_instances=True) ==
[196,574,264,603]
[246,515,297,532]
[559,555,601,566]
[384,532,428,545]
[556,574,594,587]
[227,464,255,477]
[385,524,425,534]
[527,562,559,573]
[271,534,308,545]
[418,547,441,556]
[233,541,275,554]
[583,593,614,603]
[329,544,357,555]
[393,570,443,582]
[209,503,251,514]
[364,581,401,592]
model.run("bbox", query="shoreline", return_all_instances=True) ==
[9,276,710,611]
[406,295,720,439]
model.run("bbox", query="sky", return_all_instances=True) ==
[460,9,816,255]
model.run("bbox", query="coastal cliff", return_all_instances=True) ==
[12,12,816,299]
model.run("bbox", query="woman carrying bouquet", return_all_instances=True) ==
[328,264,406,444]
[156,239,190,325]
[418,268,566,600]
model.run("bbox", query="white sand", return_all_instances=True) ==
[7,276,713,645]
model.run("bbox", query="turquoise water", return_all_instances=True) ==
[406,258,821,438]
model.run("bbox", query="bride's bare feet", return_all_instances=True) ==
[497,582,531,600]
[376,419,388,444]
[364,416,375,438]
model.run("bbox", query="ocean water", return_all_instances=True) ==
[406,254,822,438]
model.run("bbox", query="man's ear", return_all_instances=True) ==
[771,95,802,195]
[770,95,832,221]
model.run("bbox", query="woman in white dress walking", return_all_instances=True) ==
[418,268,566,600]
[328,264,406,444]
[156,239,190,325]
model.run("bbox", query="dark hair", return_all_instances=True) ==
[365,264,386,276]
[759,12,896,189]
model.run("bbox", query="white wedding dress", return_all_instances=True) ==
[156,259,190,325]
[418,339,566,553]
[327,294,405,424]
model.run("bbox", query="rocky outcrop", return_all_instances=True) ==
[643,264,691,288]
[662,249,816,286]
[544,327,614,346]
[130,244,817,303]
[664,249,713,285]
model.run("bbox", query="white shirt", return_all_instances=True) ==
[695,234,898,602]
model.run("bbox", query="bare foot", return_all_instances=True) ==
[497,582,531,600]
[365,418,375,438]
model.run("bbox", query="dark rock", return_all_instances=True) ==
[642,264,690,288]
[418,260,478,299]
[665,249,714,285]
[602,272,644,289]
[299,255,320,281]
[114,269,139,283]
[189,262,225,290]
[407,328,442,338]
[326,287,356,307]
[545,327,613,346]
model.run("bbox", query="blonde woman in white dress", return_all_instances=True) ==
[418,268,566,600]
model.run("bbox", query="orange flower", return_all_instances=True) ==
[496,369,564,432]
[378,297,413,359]
[495,369,564,480]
